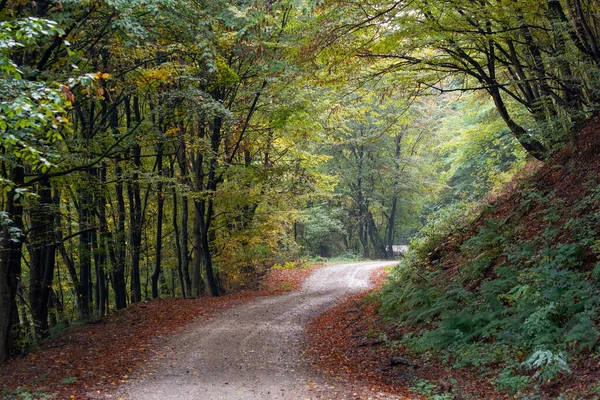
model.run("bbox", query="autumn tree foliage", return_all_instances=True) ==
[0,0,327,361]
[2,0,600,374]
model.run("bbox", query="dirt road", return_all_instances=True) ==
[116,261,398,399]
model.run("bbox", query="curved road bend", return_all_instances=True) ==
[114,261,400,400]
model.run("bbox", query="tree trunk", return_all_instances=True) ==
[151,144,164,299]
[128,96,143,303]
[177,138,192,294]
[0,167,25,362]
[198,198,219,296]
[193,205,203,297]
[94,164,111,316]
[172,188,186,299]
[200,117,223,297]
[181,195,192,293]
[386,133,402,260]
[111,160,128,309]
[77,181,93,320]
[27,176,57,338]
[488,86,548,161]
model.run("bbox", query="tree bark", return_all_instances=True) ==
[112,159,128,309]
[151,144,164,299]
[27,176,57,338]
[128,96,143,303]
[0,166,24,362]
[176,138,192,294]
[172,186,186,299]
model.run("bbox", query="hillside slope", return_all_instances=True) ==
[380,116,600,398]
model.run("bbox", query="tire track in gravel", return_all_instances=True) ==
[114,261,399,400]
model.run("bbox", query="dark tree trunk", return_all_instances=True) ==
[128,96,143,303]
[199,117,223,297]
[110,106,127,310]
[367,212,386,259]
[77,181,94,320]
[151,144,164,299]
[171,161,187,299]
[198,198,219,296]
[176,138,192,294]
[386,133,402,260]
[94,164,111,316]
[193,205,204,297]
[191,122,205,297]
[181,195,192,293]
[112,161,128,309]
[488,86,548,161]
[0,166,24,362]
[27,176,57,338]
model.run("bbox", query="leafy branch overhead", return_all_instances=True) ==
[0,0,599,398]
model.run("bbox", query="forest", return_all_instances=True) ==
[1,0,600,398]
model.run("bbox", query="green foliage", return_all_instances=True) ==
[60,377,77,385]
[523,350,570,383]
[1,387,55,400]
[380,177,600,396]
[0,17,73,180]
[298,205,347,257]
[493,368,531,395]
[410,378,455,400]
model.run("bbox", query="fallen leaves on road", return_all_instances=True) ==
[306,269,502,399]
[0,266,320,399]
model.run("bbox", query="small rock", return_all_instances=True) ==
[389,356,417,368]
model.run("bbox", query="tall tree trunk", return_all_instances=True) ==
[176,138,192,294]
[27,176,57,338]
[0,166,24,362]
[191,123,205,297]
[151,144,164,299]
[95,164,111,317]
[171,161,187,299]
[181,195,192,294]
[386,133,402,260]
[112,160,128,309]
[172,190,186,299]
[77,181,94,320]
[193,205,203,297]
[110,104,127,310]
[128,96,143,303]
[199,116,223,297]
[356,145,370,258]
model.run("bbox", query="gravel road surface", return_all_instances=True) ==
[117,261,398,399]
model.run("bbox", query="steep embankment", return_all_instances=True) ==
[306,118,600,399]
[377,116,600,398]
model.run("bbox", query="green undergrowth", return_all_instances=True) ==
[1,386,56,400]
[380,178,600,397]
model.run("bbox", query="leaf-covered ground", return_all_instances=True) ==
[0,266,318,399]
[306,270,502,399]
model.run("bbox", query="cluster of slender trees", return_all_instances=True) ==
[2,0,600,364]
[0,0,324,361]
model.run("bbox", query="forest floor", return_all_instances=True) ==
[306,271,503,399]
[0,265,315,399]
[1,261,408,400]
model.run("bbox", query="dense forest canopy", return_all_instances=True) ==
[1,0,599,368]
